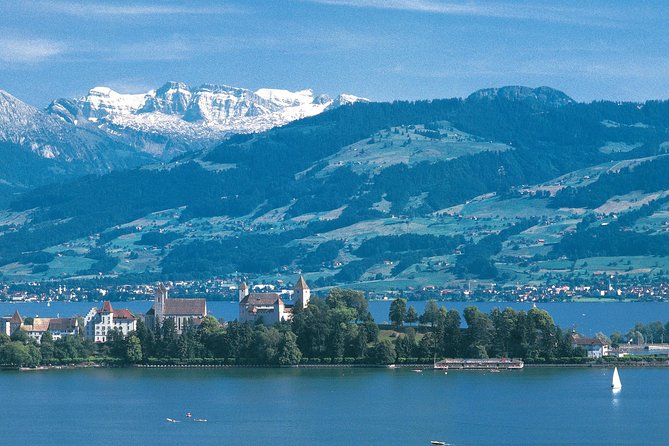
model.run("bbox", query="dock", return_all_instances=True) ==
[434,358,524,370]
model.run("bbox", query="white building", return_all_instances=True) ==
[238,275,311,324]
[84,301,137,343]
[571,334,610,358]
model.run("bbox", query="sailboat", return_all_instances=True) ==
[611,367,622,390]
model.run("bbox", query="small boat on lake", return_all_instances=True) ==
[166,418,180,423]
[430,441,447,445]
[612,367,622,390]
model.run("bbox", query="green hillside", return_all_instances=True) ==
[1,86,669,291]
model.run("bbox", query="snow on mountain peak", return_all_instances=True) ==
[84,86,149,119]
[41,81,368,160]
[254,88,315,107]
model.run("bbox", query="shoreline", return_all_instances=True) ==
[6,361,669,372]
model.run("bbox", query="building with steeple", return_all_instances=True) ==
[294,275,310,309]
[238,275,311,324]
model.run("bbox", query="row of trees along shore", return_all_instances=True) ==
[2,290,669,368]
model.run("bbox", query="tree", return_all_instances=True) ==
[40,331,55,361]
[406,306,418,326]
[370,340,396,364]
[0,342,26,366]
[609,331,624,348]
[10,329,30,343]
[278,331,302,365]
[347,325,368,358]
[394,328,417,359]
[159,319,178,357]
[134,319,155,360]
[442,309,462,357]
[326,288,368,321]
[463,306,493,358]
[177,326,205,360]
[252,325,281,364]
[108,329,126,358]
[0,342,37,367]
[389,298,407,327]
[125,335,143,363]
[420,300,440,326]
[362,312,379,343]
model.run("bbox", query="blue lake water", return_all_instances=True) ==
[2,300,668,336]
[0,366,667,446]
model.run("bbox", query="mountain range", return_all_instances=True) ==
[0,82,367,199]
[1,85,669,292]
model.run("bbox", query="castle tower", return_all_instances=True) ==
[239,282,249,302]
[155,283,168,325]
[294,275,310,309]
[9,310,23,335]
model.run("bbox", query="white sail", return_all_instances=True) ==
[611,367,622,390]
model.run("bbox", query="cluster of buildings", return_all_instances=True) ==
[238,275,310,324]
[1,312,79,343]
[1,275,311,344]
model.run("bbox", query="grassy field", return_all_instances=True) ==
[314,122,512,178]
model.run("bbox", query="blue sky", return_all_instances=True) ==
[1,0,668,106]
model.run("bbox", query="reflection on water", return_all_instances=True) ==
[612,387,622,407]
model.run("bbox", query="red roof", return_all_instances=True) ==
[101,301,113,313]
[113,309,136,320]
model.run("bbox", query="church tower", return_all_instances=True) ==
[239,282,249,302]
[155,283,168,326]
[294,275,310,309]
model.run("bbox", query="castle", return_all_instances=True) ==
[238,275,310,324]
[145,284,207,333]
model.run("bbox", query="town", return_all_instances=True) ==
[1,276,669,304]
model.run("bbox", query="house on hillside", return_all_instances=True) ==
[238,275,310,324]
[145,284,207,333]
[571,334,610,358]
[84,301,137,343]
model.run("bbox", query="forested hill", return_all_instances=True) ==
[2,86,669,289]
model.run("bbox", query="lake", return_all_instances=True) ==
[2,300,669,336]
[1,366,667,445]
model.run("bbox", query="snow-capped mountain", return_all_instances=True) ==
[48,82,368,159]
[0,89,149,169]
[0,82,367,195]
